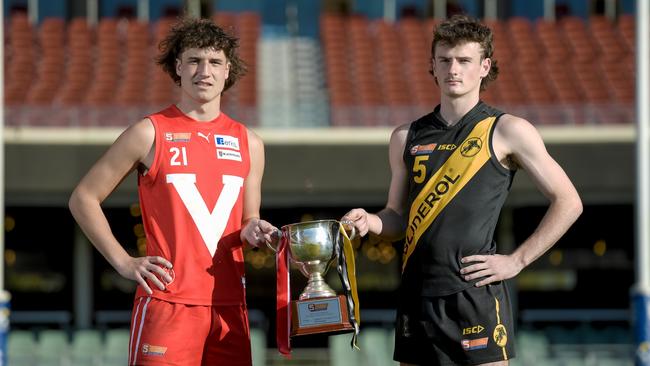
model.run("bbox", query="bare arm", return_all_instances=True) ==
[240,129,277,247]
[68,119,172,294]
[461,115,583,286]
[344,124,410,240]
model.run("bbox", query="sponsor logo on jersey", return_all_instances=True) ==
[493,324,508,348]
[308,303,329,312]
[404,173,460,250]
[217,149,242,161]
[460,137,482,157]
[462,325,485,335]
[215,135,240,150]
[437,143,457,151]
[165,132,191,142]
[410,143,438,155]
[142,343,167,356]
[198,132,211,143]
[461,337,488,351]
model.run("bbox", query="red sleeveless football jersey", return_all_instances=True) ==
[136,105,250,305]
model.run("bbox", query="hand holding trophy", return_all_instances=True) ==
[270,219,360,356]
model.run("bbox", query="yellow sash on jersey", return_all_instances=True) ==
[402,117,497,272]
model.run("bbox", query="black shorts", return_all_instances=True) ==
[393,282,516,365]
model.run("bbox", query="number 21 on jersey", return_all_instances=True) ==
[170,147,188,166]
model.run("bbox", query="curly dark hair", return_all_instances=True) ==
[429,14,499,91]
[156,17,246,92]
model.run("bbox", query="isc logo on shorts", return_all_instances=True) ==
[462,325,485,335]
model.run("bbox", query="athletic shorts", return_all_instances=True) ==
[128,297,252,366]
[394,282,516,365]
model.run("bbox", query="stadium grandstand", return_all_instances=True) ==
[1,0,643,365]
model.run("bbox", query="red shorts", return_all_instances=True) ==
[128,297,252,366]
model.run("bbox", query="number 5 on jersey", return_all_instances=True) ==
[413,155,429,184]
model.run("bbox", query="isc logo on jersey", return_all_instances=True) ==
[215,135,240,150]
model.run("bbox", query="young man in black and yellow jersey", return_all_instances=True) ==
[343,15,582,366]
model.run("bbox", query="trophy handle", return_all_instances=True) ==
[340,219,356,240]
[266,229,282,252]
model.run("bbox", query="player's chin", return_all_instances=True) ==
[444,90,465,98]
[192,90,219,103]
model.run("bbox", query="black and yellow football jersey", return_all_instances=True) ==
[402,101,515,297]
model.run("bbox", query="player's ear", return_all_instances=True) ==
[480,58,491,78]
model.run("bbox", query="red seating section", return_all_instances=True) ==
[2,14,637,126]
[5,13,35,105]
[320,14,636,125]
[3,13,259,126]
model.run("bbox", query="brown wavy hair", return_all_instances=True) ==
[156,17,246,92]
[429,14,499,91]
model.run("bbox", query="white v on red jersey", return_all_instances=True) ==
[136,105,250,305]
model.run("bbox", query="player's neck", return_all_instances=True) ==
[176,96,222,122]
[439,94,480,126]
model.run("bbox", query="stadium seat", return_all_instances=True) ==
[57,17,94,106]
[321,14,355,125]
[5,13,35,105]
[517,329,550,363]
[71,329,103,365]
[37,329,70,365]
[617,14,635,54]
[26,17,65,105]
[376,20,410,109]
[589,15,626,62]
[8,330,37,366]
[85,18,121,106]
[536,19,570,62]
[148,17,178,107]
[560,16,599,64]
[359,327,396,366]
[104,328,130,366]
[398,18,438,108]
[236,12,260,109]
[329,333,361,366]
[250,327,266,366]
[116,21,150,106]
[508,17,542,64]
[544,62,583,105]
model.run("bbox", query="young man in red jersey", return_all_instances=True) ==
[343,15,582,365]
[69,18,274,365]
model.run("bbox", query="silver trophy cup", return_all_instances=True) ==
[273,220,356,300]
[272,219,358,337]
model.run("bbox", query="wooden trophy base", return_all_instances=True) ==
[290,294,354,337]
